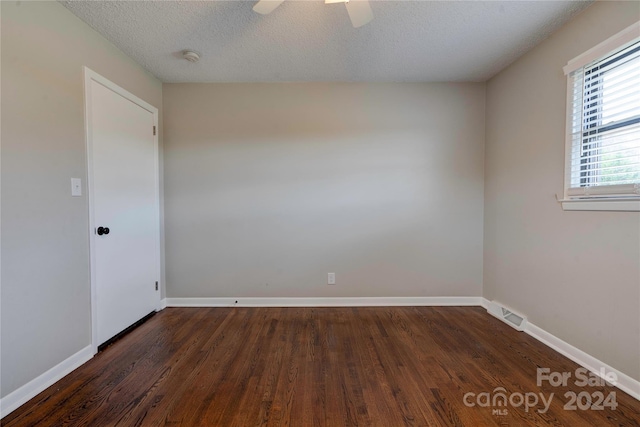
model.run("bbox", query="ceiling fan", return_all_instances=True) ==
[253,0,373,28]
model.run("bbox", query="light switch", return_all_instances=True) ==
[71,178,82,197]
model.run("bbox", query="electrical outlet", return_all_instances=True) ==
[328,272,336,285]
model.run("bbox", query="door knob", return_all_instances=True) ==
[97,226,110,236]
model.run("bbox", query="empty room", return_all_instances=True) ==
[1,0,639,425]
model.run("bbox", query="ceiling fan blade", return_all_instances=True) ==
[253,0,285,15]
[345,0,373,28]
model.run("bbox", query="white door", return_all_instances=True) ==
[85,69,160,348]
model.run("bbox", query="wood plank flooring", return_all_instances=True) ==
[3,307,639,426]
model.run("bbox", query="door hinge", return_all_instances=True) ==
[153,125,156,136]
[155,281,159,291]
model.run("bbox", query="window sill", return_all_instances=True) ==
[559,198,640,212]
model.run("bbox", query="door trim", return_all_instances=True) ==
[83,67,161,354]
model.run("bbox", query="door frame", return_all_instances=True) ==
[83,67,161,354]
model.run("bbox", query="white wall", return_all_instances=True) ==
[1,1,163,398]
[484,1,640,381]
[163,83,485,299]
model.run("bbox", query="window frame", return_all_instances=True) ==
[561,22,640,212]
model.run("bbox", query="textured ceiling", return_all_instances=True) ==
[61,0,592,83]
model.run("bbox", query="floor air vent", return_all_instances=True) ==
[487,301,527,331]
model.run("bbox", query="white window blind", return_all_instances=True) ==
[565,33,640,199]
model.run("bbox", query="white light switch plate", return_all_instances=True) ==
[71,178,82,196]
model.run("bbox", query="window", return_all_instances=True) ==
[562,22,640,211]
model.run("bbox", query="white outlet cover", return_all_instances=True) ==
[328,273,336,285]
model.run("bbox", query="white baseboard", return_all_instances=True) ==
[482,298,638,400]
[158,298,167,310]
[165,296,484,307]
[524,322,640,401]
[0,345,93,418]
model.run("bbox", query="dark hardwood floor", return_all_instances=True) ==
[3,307,639,426]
